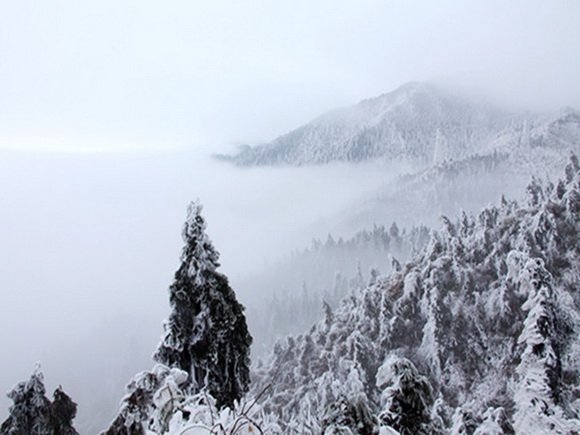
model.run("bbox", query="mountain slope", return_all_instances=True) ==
[216,82,521,166]
[241,223,431,356]
[251,156,580,433]
[337,110,580,233]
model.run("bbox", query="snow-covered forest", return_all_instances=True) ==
[251,156,580,434]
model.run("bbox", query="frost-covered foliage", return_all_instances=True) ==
[103,364,273,435]
[512,257,576,434]
[377,356,433,434]
[321,394,378,435]
[103,364,188,435]
[0,366,78,435]
[153,200,252,409]
[243,223,430,355]
[104,202,253,434]
[251,156,580,433]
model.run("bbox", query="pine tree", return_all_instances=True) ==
[321,394,378,435]
[153,200,252,409]
[1,366,78,435]
[512,257,577,433]
[1,366,51,435]
[450,408,478,435]
[103,365,188,435]
[251,156,580,432]
[48,388,78,435]
[473,407,514,434]
[377,356,434,435]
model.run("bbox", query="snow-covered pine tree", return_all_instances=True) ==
[1,366,78,435]
[321,394,378,435]
[512,257,577,433]
[103,364,188,435]
[473,407,514,434]
[449,408,478,435]
[48,387,78,435]
[153,200,252,409]
[377,356,434,435]
[1,366,51,435]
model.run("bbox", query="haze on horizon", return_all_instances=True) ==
[1,0,579,153]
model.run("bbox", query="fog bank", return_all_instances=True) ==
[0,148,393,432]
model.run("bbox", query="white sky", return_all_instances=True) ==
[1,0,579,153]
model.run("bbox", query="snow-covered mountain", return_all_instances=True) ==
[321,109,580,235]
[218,82,580,249]
[217,82,548,167]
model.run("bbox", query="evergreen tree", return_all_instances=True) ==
[450,408,478,435]
[1,366,78,435]
[321,394,378,435]
[103,364,188,435]
[48,388,78,435]
[153,200,252,409]
[473,407,514,434]
[377,356,434,435]
[512,257,575,433]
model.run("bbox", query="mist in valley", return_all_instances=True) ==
[0,145,539,431]
[0,148,402,432]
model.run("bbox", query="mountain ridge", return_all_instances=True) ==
[215,82,542,167]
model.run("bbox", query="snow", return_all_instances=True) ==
[182,200,220,286]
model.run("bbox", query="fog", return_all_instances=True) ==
[0,149,396,432]
[1,1,579,153]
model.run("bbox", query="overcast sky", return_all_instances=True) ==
[1,0,579,153]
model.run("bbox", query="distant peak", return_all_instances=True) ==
[397,80,427,90]
[393,81,437,94]
[362,81,438,106]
